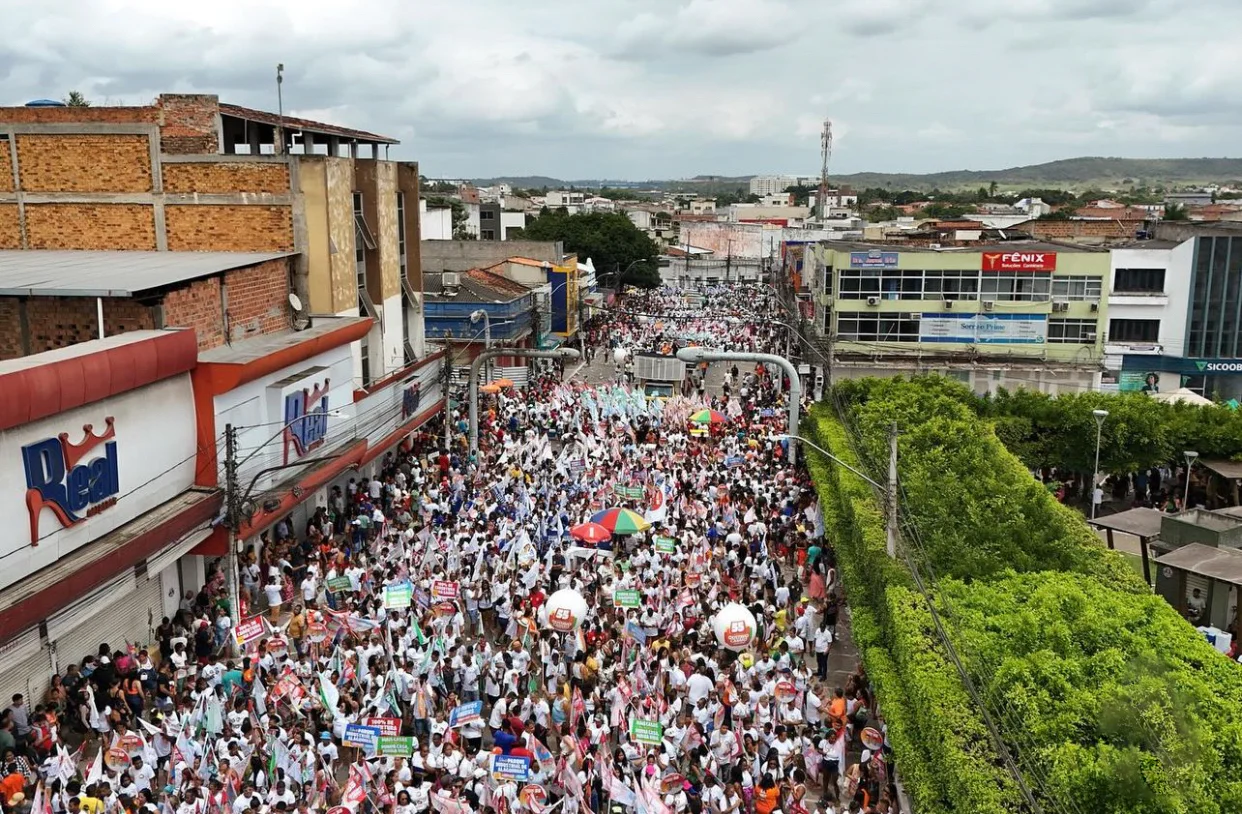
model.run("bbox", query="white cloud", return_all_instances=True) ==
[0,0,1237,178]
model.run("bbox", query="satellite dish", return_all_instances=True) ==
[289,293,304,311]
[288,292,312,332]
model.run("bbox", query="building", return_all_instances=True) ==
[749,175,813,196]
[728,204,812,226]
[1109,223,1242,399]
[0,250,296,359]
[787,242,1113,394]
[760,193,795,207]
[687,199,717,215]
[545,190,586,213]
[423,269,537,371]
[484,256,582,349]
[420,199,453,240]
[476,202,527,241]
[0,93,427,379]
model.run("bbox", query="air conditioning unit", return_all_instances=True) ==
[982,300,994,311]
[943,299,954,309]
[1085,332,1097,341]
[1052,300,1070,312]
[1089,301,1099,312]
[442,272,461,288]
[866,296,880,306]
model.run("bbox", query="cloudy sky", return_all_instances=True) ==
[2,0,1238,180]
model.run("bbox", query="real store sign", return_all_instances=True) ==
[22,417,120,543]
[920,313,1048,345]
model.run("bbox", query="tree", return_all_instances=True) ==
[521,210,661,289]
[64,90,91,107]
[1163,203,1190,221]
[424,195,474,239]
[784,184,816,206]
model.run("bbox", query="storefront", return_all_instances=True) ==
[1120,354,1242,400]
[189,319,445,587]
[0,330,222,703]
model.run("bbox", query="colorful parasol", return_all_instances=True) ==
[689,409,728,425]
[480,383,502,394]
[591,507,651,535]
[570,522,612,544]
[493,378,515,388]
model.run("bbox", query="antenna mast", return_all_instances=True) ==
[818,118,832,221]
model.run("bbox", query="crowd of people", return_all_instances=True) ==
[0,286,898,814]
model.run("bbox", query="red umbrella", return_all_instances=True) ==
[570,522,612,545]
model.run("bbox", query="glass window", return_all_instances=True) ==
[1047,318,1097,344]
[837,312,921,342]
[1113,268,1165,294]
[1108,318,1160,343]
[981,272,1051,301]
[396,192,407,276]
[1051,276,1103,301]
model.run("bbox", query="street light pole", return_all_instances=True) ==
[676,347,801,464]
[1091,409,1108,521]
[776,431,899,559]
[470,310,491,384]
[1184,450,1200,511]
[469,348,580,453]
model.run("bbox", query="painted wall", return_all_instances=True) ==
[1,375,196,591]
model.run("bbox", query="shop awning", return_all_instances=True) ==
[1156,543,1242,586]
[0,488,222,646]
[1200,459,1242,480]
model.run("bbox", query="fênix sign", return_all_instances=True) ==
[981,251,1058,272]
[22,417,120,544]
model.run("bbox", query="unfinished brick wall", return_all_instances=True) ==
[24,203,156,250]
[0,300,22,360]
[16,297,156,357]
[15,134,153,193]
[157,94,220,155]
[1027,220,1144,240]
[164,204,293,251]
[0,138,12,192]
[0,205,20,248]
[162,161,290,194]
[161,258,290,349]
[0,106,159,125]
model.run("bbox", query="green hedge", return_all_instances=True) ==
[804,376,1242,813]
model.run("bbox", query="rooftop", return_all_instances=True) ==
[0,250,296,297]
[828,240,1107,254]
[198,317,370,365]
[217,103,398,146]
[424,269,533,304]
[1156,542,1242,586]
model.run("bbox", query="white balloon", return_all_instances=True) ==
[613,347,628,365]
[544,588,589,632]
[712,603,758,651]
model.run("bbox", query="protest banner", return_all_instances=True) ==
[234,616,267,648]
[449,700,483,728]
[326,576,353,593]
[490,754,531,782]
[343,724,381,751]
[376,736,414,757]
[655,536,676,554]
[613,589,642,608]
[629,718,663,745]
[383,583,412,609]
[364,717,401,737]
[432,580,460,601]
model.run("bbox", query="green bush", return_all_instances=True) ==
[804,375,1242,813]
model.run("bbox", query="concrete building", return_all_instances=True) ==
[0,93,428,380]
[421,239,565,274]
[728,204,812,226]
[420,198,453,240]
[749,175,813,196]
[545,190,585,212]
[476,202,527,240]
[785,241,1113,394]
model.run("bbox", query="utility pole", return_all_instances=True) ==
[887,421,899,559]
[442,356,452,452]
[223,423,243,655]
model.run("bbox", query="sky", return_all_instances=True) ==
[2,0,1240,180]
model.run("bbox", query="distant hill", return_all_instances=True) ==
[466,158,1242,195]
[829,157,1242,191]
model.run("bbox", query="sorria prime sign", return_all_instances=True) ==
[982,251,1057,271]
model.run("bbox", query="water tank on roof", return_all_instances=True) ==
[26,99,67,107]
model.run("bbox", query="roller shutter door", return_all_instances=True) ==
[0,627,53,706]
[49,573,162,671]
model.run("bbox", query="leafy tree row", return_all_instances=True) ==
[515,210,662,289]
[805,376,1242,813]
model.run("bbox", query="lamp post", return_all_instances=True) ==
[1091,409,1108,520]
[1184,450,1200,511]
[469,347,580,453]
[676,347,801,463]
[470,309,491,384]
[775,430,899,559]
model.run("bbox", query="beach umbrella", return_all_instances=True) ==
[480,383,502,394]
[688,409,728,425]
[591,507,651,535]
[494,378,515,388]
[570,522,612,545]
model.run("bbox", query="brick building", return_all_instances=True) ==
[0,94,426,382]
[0,250,295,360]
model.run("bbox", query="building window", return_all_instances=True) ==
[1051,276,1103,301]
[1109,318,1160,343]
[1114,268,1166,294]
[481,229,496,240]
[480,210,495,220]
[980,272,1051,302]
[396,192,408,278]
[837,313,921,342]
[822,267,833,297]
[1047,318,1097,344]
[360,333,372,386]
[923,270,980,301]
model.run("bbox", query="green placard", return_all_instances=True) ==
[614,589,642,608]
[383,584,413,609]
[629,718,664,745]
[327,576,353,592]
[614,484,645,501]
[655,536,676,554]
[376,735,414,757]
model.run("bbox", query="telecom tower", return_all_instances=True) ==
[817,118,832,221]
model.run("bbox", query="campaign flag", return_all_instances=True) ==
[608,777,637,808]
[448,700,483,728]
